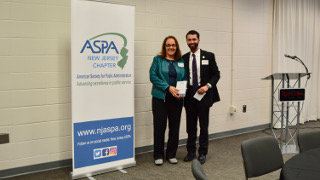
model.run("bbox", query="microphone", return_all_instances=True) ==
[284,54,310,79]
[284,54,297,59]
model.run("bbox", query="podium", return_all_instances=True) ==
[262,73,310,153]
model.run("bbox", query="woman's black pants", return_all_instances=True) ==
[152,96,183,160]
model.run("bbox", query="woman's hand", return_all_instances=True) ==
[169,86,183,98]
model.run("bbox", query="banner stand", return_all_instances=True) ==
[71,160,136,179]
[71,0,135,179]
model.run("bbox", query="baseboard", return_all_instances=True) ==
[0,123,270,179]
[208,124,270,140]
[0,159,72,179]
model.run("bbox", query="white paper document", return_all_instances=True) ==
[194,92,206,101]
[176,81,187,96]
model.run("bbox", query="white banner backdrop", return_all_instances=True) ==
[71,0,135,178]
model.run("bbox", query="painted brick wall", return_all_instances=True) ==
[0,0,71,171]
[230,0,273,131]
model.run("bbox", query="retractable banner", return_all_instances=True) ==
[71,0,135,178]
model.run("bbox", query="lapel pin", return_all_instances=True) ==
[202,56,205,58]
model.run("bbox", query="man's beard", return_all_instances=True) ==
[188,43,198,50]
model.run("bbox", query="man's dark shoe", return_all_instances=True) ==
[198,154,206,164]
[183,152,196,162]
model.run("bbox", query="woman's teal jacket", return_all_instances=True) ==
[149,56,187,100]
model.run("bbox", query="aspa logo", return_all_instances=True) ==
[80,33,128,69]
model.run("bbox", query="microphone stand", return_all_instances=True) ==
[284,55,311,79]
[293,56,310,79]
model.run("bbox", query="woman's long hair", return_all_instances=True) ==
[159,36,182,60]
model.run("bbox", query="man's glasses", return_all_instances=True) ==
[165,44,176,47]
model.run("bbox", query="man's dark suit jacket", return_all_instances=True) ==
[182,49,220,107]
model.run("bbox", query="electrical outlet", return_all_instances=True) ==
[243,105,246,113]
[230,105,236,115]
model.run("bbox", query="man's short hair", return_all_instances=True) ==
[186,30,200,39]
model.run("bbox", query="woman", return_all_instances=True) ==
[149,36,187,165]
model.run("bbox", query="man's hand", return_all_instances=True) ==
[197,85,209,94]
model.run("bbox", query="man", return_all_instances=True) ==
[182,30,220,164]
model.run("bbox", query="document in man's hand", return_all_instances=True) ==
[176,81,187,96]
[194,92,206,101]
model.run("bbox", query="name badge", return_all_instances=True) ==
[202,60,209,65]
[178,63,184,67]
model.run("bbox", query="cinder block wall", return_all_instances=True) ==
[0,0,273,171]
[0,0,71,171]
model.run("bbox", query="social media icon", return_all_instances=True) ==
[102,148,109,157]
[94,149,102,158]
[109,147,117,156]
